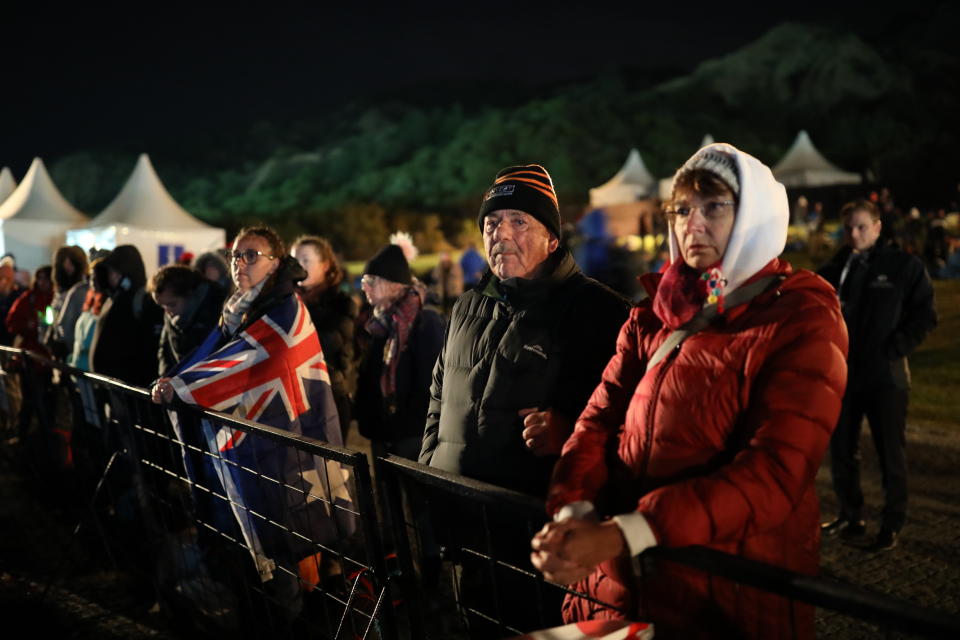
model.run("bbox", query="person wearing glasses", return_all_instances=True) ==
[532,144,849,639]
[355,242,444,461]
[151,226,351,617]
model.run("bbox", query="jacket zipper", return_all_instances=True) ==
[638,343,681,486]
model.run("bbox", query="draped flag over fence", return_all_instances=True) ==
[168,293,355,581]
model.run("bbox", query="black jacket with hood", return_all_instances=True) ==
[158,280,227,376]
[419,248,629,497]
[90,245,164,387]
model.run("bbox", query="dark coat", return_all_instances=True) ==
[300,285,359,405]
[158,281,227,376]
[355,300,444,449]
[548,263,848,639]
[90,246,163,387]
[818,242,937,391]
[419,248,630,497]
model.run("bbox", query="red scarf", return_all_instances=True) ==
[652,257,716,330]
[364,286,423,399]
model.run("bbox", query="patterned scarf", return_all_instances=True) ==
[652,257,718,330]
[364,285,423,399]
[221,280,266,336]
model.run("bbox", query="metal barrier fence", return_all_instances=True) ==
[0,347,395,640]
[2,345,959,639]
[376,454,960,640]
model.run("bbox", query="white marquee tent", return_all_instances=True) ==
[772,130,862,188]
[589,149,657,207]
[67,154,226,274]
[0,158,88,271]
[0,167,16,205]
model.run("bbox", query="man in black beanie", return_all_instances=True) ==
[418,164,629,634]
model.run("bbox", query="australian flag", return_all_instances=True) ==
[168,292,355,581]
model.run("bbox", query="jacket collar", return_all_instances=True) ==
[479,247,579,309]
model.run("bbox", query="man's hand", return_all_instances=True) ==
[519,408,571,456]
[530,518,627,585]
[151,377,175,404]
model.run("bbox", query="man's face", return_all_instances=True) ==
[844,210,881,253]
[482,209,558,280]
[154,289,187,318]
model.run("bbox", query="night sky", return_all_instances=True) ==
[0,5,924,177]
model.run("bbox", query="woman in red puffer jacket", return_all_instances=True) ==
[531,144,849,640]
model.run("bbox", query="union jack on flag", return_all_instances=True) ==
[168,292,354,581]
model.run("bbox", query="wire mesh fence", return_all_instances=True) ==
[1,346,958,639]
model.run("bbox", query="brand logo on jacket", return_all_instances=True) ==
[523,344,548,360]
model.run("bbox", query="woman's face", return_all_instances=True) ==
[293,244,329,290]
[231,234,279,292]
[672,186,737,271]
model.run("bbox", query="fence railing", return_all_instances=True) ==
[2,346,958,639]
[0,346,394,640]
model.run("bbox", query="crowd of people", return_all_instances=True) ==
[2,143,944,639]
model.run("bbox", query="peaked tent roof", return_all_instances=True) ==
[0,167,16,205]
[772,130,861,188]
[85,153,213,229]
[589,149,657,207]
[0,158,87,223]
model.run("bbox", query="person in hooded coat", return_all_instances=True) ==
[45,245,89,361]
[532,144,849,640]
[88,245,164,387]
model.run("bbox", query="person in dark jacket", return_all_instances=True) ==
[419,164,629,498]
[292,235,359,441]
[418,164,628,636]
[818,199,938,551]
[355,243,444,460]
[89,245,164,387]
[149,265,226,376]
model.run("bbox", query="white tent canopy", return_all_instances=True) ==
[0,167,16,205]
[590,149,657,207]
[0,158,88,271]
[772,130,862,188]
[67,154,226,275]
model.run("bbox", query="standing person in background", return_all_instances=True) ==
[6,265,54,439]
[819,199,937,551]
[46,246,89,361]
[291,235,359,442]
[149,265,226,376]
[194,251,234,296]
[429,250,463,316]
[0,263,22,346]
[69,260,109,372]
[6,265,54,357]
[458,242,486,287]
[89,245,163,387]
[356,244,444,461]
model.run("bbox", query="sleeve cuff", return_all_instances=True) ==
[612,511,658,557]
[555,500,595,522]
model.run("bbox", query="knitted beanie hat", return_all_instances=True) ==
[673,147,740,197]
[364,244,411,285]
[477,164,561,239]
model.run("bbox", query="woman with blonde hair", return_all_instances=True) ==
[291,235,358,440]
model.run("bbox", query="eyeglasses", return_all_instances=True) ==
[360,274,381,288]
[223,249,275,265]
[665,200,736,224]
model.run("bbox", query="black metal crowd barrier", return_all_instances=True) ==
[2,345,958,639]
[376,454,960,640]
[0,347,395,640]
